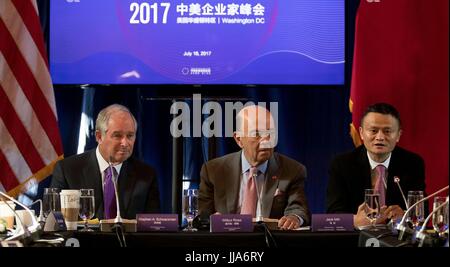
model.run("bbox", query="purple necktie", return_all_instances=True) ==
[103,167,117,219]
[241,167,258,217]
[374,165,386,207]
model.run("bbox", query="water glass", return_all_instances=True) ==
[182,189,198,232]
[79,189,95,232]
[432,196,448,237]
[407,190,424,229]
[364,189,381,231]
[43,188,61,218]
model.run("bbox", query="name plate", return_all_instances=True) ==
[210,214,253,232]
[136,214,179,232]
[311,214,354,232]
[44,211,67,232]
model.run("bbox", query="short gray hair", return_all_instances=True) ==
[95,104,137,135]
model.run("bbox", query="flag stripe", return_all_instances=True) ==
[0,150,20,190]
[0,117,33,184]
[0,53,58,165]
[0,19,62,155]
[0,0,56,115]
[0,85,45,172]
[11,0,48,68]
[1,0,63,195]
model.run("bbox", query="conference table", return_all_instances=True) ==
[62,229,360,248]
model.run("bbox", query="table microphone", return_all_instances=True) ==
[108,158,123,224]
[254,172,264,223]
[254,172,277,248]
[415,196,449,247]
[108,156,126,247]
[29,199,45,227]
[396,185,449,241]
[394,176,408,209]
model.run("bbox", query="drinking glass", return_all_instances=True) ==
[79,189,95,232]
[364,189,381,231]
[43,188,61,218]
[407,191,424,229]
[432,196,448,237]
[182,189,198,232]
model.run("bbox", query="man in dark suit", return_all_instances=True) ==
[51,104,160,219]
[199,105,310,229]
[327,103,426,227]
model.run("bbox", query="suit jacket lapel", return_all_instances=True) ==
[385,148,400,204]
[358,147,372,190]
[226,152,241,213]
[262,154,279,217]
[118,160,137,217]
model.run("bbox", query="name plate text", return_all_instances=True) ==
[311,214,354,232]
[136,214,178,232]
[210,214,253,232]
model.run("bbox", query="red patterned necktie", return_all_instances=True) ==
[241,167,258,217]
[374,165,386,207]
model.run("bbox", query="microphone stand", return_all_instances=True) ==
[396,185,449,241]
[254,173,277,248]
[375,176,409,238]
[108,159,127,247]
[415,197,449,247]
[29,199,45,228]
[394,176,408,209]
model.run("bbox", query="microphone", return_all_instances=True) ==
[253,171,277,248]
[253,172,264,223]
[396,185,449,241]
[415,196,449,247]
[108,156,126,247]
[28,199,45,227]
[394,176,408,209]
[108,158,123,224]
[0,191,41,245]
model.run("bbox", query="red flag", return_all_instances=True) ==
[0,0,63,197]
[350,1,448,199]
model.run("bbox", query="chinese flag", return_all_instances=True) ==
[350,0,448,198]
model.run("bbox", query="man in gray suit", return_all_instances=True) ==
[199,105,310,230]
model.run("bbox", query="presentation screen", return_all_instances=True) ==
[50,0,344,85]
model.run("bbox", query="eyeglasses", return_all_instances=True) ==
[239,129,276,139]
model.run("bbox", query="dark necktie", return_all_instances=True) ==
[103,167,117,219]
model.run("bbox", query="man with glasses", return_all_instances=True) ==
[199,105,310,230]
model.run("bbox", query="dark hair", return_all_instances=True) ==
[360,103,402,128]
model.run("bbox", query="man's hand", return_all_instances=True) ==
[354,202,371,227]
[278,215,300,230]
[354,202,405,227]
[379,205,404,222]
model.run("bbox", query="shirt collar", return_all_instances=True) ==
[366,151,391,170]
[96,146,123,174]
[240,151,268,175]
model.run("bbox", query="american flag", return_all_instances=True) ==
[0,0,63,197]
